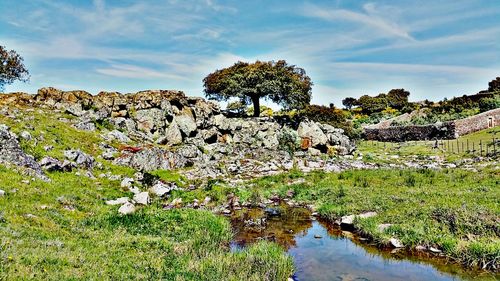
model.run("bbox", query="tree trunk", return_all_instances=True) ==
[252,96,260,117]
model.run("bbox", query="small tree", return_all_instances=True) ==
[203,60,312,117]
[387,88,410,110]
[0,46,29,92]
[488,77,500,92]
[342,97,357,109]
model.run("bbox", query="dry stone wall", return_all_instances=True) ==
[364,108,500,142]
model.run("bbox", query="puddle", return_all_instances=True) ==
[229,206,498,281]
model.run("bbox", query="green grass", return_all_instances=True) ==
[357,127,500,160]
[0,107,293,280]
[234,168,500,271]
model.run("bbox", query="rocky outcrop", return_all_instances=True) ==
[1,87,356,177]
[0,124,48,181]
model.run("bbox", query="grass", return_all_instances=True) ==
[0,105,498,278]
[357,127,500,160]
[232,168,500,271]
[0,107,293,280]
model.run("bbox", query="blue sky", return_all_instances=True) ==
[1,0,499,107]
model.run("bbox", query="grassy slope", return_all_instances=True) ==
[0,108,293,280]
[235,168,500,270]
[357,127,500,160]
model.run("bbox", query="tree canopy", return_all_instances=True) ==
[203,60,312,117]
[488,77,500,92]
[0,46,29,92]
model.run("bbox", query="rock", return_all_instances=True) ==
[0,124,48,181]
[174,110,197,136]
[118,202,136,215]
[43,145,54,151]
[264,207,281,216]
[74,119,96,131]
[105,197,130,205]
[103,130,131,143]
[134,108,166,134]
[314,234,322,239]
[133,192,150,205]
[20,131,32,141]
[341,212,377,226]
[150,182,172,197]
[415,245,426,251]
[389,238,404,248]
[114,147,190,172]
[159,120,183,145]
[64,149,95,169]
[297,120,328,147]
[202,196,211,206]
[65,103,85,116]
[0,189,5,196]
[39,157,74,172]
[429,247,442,253]
[101,150,115,160]
[377,223,392,232]
[120,177,134,188]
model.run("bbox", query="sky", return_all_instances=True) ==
[1,0,499,108]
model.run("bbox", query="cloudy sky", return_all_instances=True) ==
[1,0,499,107]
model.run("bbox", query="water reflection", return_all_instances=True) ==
[229,206,498,281]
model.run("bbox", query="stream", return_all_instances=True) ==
[229,206,498,281]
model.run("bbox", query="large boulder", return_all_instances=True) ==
[134,108,166,134]
[297,120,328,147]
[158,121,183,145]
[114,147,191,172]
[175,108,197,136]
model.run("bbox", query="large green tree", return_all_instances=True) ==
[0,46,29,92]
[203,60,312,117]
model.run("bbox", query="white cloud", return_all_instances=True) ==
[95,64,189,80]
[303,3,414,40]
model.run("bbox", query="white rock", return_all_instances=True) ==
[0,189,5,196]
[389,238,404,248]
[128,186,141,195]
[133,192,150,205]
[118,202,136,215]
[104,130,131,143]
[150,182,171,197]
[105,197,129,205]
[415,245,426,251]
[429,247,442,253]
[120,177,134,188]
[20,131,32,141]
[377,223,392,232]
[341,212,377,226]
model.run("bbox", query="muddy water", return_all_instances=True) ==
[229,206,498,281]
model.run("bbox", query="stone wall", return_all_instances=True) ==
[364,122,456,142]
[364,108,500,141]
[454,108,500,136]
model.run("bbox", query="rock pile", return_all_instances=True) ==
[0,124,48,181]
[1,87,355,177]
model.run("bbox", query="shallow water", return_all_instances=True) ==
[229,206,498,281]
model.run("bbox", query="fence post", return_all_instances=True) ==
[451,142,454,153]
[480,140,483,157]
[494,137,497,155]
[457,139,460,153]
[467,139,469,152]
[462,142,464,154]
